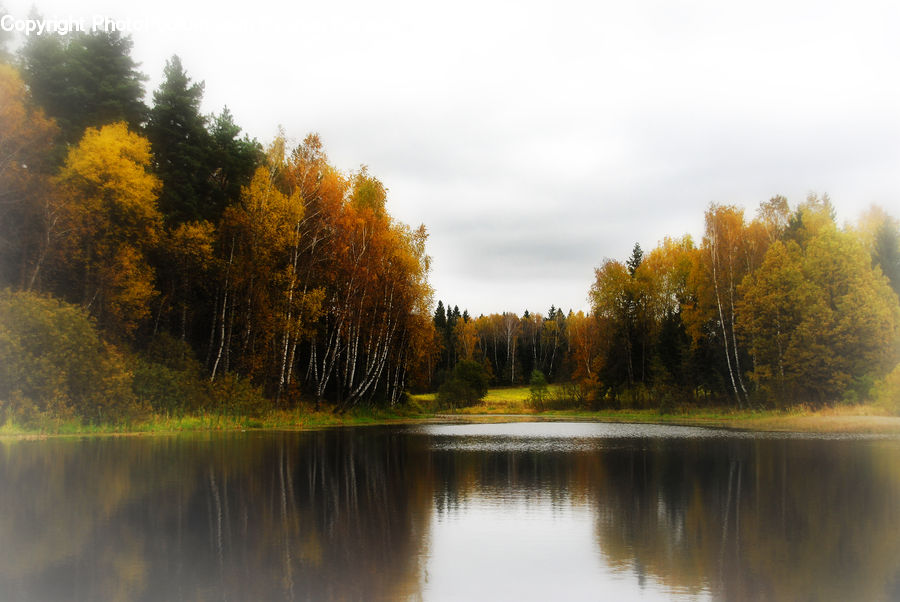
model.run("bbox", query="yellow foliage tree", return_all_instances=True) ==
[54,122,162,335]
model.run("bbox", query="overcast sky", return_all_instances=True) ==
[4,0,899,316]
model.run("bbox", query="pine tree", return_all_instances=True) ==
[20,30,147,144]
[873,221,900,297]
[627,242,643,276]
[146,56,214,223]
[433,301,447,331]
[208,107,262,216]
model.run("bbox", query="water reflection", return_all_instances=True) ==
[0,424,898,600]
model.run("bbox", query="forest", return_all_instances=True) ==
[1,30,899,427]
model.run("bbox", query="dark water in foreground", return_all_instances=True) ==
[1,422,899,601]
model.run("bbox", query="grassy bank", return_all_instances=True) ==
[0,405,434,438]
[3,386,899,437]
[411,386,900,435]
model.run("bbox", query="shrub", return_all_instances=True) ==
[437,360,489,409]
[873,363,900,415]
[528,370,548,410]
[0,290,143,425]
[132,333,211,414]
[211,373,269,417]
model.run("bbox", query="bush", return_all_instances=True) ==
[0,290,143,425]
[873,363,900,415]
[528,370,548,410]
[132,334,211,414]
[211,373,270,417]
[437,360,489,409]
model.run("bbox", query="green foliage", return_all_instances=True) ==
[739,226,900,406]
[131,334,211,414]
[872,363,900,415]
[208,107,263,215]
[20,30,146,144]
[872,219,900,297]
[146,55,214,223]
[0,290,142,426]
[528,370,549,410]
[211,373,269,417]
[437,360,489,409]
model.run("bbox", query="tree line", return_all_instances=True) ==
[427,196,900,411]
[1,29,899,425]
[0,30,435,424]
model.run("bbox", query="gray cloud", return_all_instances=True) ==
[5,0,899,316]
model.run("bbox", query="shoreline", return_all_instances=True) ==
[3,406,900,439]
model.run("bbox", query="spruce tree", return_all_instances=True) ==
[208,107,262,215]
[20,30,147,143]
[146,56,213,223]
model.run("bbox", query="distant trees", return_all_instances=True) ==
[586,197,900,410]
[429,304,572,391]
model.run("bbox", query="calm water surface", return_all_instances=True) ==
[1,422,899,601]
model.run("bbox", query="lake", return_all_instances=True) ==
[1,422,899,601]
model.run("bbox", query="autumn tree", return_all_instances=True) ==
[640,236,696,390]
[454,316,478,361]
[791,227,899,402]
[540,306,567,380]
[698,204,755,407]
[590,258,637,390]
[736,240,805,404]
[565,310,603,402]
[211,160,320,391]
[732,195,900,406]
[0,64,59,289]
[53,122,162,336]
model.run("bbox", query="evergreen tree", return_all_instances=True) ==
[146,56,214,223]
[208,107,262,215]
[627,242,643,276]
[20,29,147,143]
[873,220,900,297]
[433,301,447,331]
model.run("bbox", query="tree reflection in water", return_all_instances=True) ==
[0,427,898,601]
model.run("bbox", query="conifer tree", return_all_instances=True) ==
[146,56,214,223]
[20,30,147,143]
